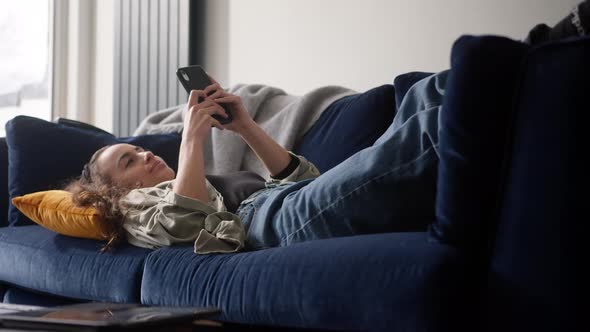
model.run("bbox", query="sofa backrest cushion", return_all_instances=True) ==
[430,36,529,249]
[487,36,588,330]
[5,116,181,226]
[0,138,8,228]
[293,84,396,173]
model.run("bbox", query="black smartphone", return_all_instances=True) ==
[176,65,232,124]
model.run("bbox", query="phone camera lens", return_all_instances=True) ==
[181,71,190,81]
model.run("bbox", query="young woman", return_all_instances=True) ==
[68,3,589,253]
[67,69,443,254]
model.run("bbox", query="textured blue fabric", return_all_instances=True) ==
[3,286,82,306]
[238,72,447,249]
[0,225,150,302]
[5,116,181,226]
[0,138,8,228]
[141,232,469,331]
[293,85,396,173]
[487,36,588,331]
[393,71,435,110]
[430,36,530,249]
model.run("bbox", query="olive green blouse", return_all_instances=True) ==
[121,153,320,254]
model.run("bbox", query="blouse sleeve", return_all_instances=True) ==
[267,152,321,185]
[121,181,246,254]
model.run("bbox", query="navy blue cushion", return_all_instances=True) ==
[487,36,589,331]
[430,36,529,249]
[293,85,396,173]
[0,138,8,228]
[140,232,471,331]
[5,116,181,226]
[3,287,82,307]
[0,225,151,302]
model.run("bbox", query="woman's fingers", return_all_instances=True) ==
[186,105,225,131]
[187,90,200,107]
[203,83,222,96]
[187,95,228,132]
[205,89,224,100]
[198,104,229,118]
[210,118,225,131]
[199,106,226,130]
[213,95,238,105]
[189,90,208,104]
[188,102,227,119]
[196,98,216,108]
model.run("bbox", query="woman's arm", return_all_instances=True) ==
[174,89,228,202]
[175,138,208,201]
[234,119,292,177]
[205,84,291,177]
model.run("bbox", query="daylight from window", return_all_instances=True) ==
[0,0,52,136]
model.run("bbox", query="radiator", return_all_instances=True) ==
[113,0,191,136]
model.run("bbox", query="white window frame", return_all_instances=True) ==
[51,0,94,123]
[50,0,67,120]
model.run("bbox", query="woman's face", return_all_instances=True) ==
[95,143,175,189]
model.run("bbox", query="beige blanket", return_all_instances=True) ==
[134,83,356,177]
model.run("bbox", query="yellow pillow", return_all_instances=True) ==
[11,190,105,240]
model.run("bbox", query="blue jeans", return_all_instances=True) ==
[236,70,448,250]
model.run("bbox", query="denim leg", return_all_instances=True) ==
[244,71,448,249]
[374,70,448,145]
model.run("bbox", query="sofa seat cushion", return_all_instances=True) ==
[2,286,82,307]
[0,226,151,303]
[141,232,470,331]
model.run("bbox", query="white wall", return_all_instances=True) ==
[203,0,230,90]
[84,0,579,130]
[91,0,114,132]
[205,0,579,95]
[54,0,114,133]
[63,0,93,123]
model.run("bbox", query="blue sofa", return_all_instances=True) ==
[1,34,578,331]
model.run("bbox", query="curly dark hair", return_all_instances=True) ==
[65,145,131,252]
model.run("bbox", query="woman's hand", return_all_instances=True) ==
[183,89,228,144]
[198,76,291,177]
[201,81,254,134]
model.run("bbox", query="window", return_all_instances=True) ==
[0,0,52,137]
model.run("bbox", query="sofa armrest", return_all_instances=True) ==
[487,36,588,331]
